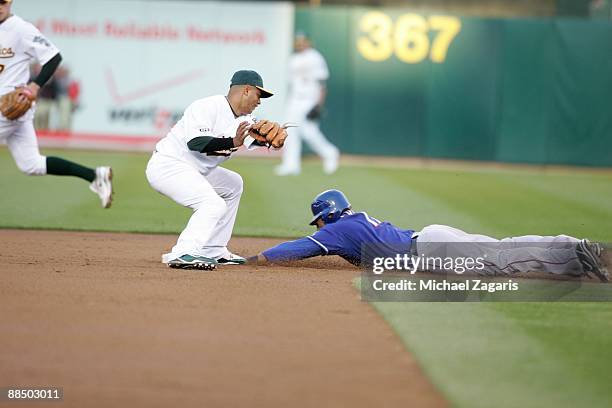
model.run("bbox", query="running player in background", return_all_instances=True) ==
[0,0,112,208]
[275,32,339,176]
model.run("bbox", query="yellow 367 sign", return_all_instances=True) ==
[357,11,461,64]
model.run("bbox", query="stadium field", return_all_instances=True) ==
[2,147,612,407]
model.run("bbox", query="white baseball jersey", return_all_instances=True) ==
[288,48,329,101]
[154,95,257,174]
[0,15,59,97]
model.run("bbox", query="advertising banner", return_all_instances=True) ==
[15,0,293,147]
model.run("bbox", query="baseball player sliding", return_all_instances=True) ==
[0,0,113,208]
[248,189,609,282]
[146,70,288,270]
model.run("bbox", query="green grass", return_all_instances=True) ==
[371,302,612,408]
[1,148,612,240]
[2,147,612,407]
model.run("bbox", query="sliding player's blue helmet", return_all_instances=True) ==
[309,189,351,225]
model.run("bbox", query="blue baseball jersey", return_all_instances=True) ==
[262,212,415,266]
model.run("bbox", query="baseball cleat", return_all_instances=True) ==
[274,166,300,176]
[89,166,113,208]
[576,240,609,282]
[216,253,247,265]
[167,254,217,271]
[323,150,339,175]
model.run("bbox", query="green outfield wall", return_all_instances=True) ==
[296,7,612,166]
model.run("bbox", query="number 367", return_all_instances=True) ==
[357,11,461,64]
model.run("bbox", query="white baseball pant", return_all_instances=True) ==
[415,224,582,276]
[0,114,47,176]
[146,152,242,260]
[279,98,339,174]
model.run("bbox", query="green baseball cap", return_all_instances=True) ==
[230,70,273,98]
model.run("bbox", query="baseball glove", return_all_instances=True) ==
[0,87,35,120]
[249,119,288,149]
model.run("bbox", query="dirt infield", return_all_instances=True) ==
[0,230,446,408]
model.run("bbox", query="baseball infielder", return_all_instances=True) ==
[248,189,609,282]
[146,70,287,270]
[0,0,112,208]
[275,32,339,176]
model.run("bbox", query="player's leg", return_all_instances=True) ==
[200,166,245,263]
[276,99,304,175]
[146,153,226,265]
[495,234,590,277]
[0,119,20,150]
[5,120,46,176]
[7,120,98,184]
[415,225,498,271]
[276,126,302,175]
[416,224,498,244]
[301,116,339,174]
[6,120,112,207]
[417,225,586,277]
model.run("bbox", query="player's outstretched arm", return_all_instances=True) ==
[246,237,325,265]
